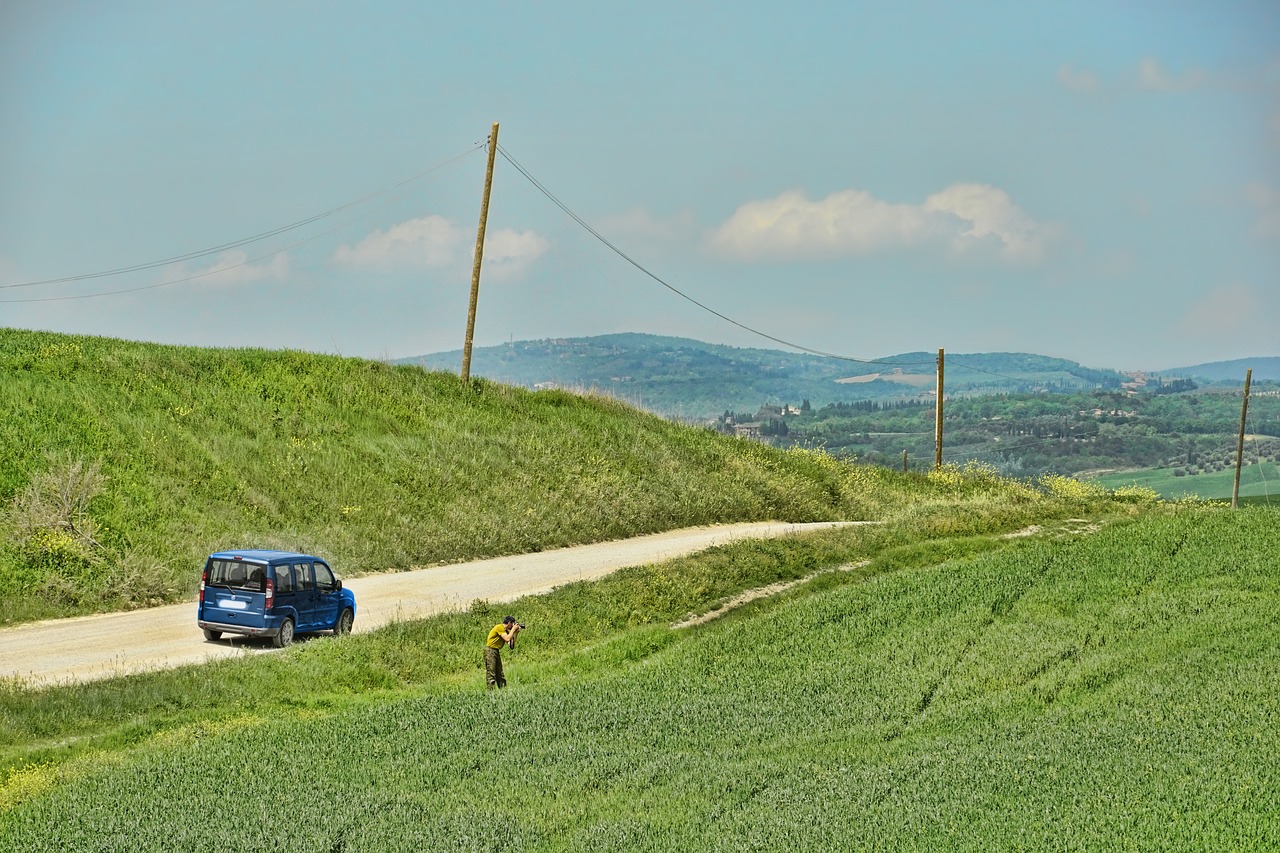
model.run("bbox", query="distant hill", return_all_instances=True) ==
[1155,357,1280,383]
[399,333,1126,419]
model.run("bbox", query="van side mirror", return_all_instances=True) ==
[335,579,342,591]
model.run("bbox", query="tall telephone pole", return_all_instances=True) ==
[461,122,499,384]
[1232,368,1252,509]
[935,348,945,470]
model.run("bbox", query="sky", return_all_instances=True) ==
[1,1,1277,372]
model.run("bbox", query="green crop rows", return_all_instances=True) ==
[3,506,1276,851]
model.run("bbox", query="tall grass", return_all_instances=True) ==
[1,506,1273,850]
[2,329,1145,625]
[0,329,904,623]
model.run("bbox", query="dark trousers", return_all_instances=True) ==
[485,646,505,689]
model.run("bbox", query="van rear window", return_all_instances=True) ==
[206,559,267,592]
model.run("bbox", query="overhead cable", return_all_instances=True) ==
[2,142,486,291]
[0,188,414,304]
[6,221,328,303]
[495,143,934,368]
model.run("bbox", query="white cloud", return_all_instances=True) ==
[1056,64,1100,94]
[596,207,699,244]
[923,184,1048,262]
[1137,57,1209,92]
[163,250,290,288]
[707,184,1048,263]
[1058,57,1268,95]
[708,189,938,259]
[332,215,467,272]
[332,216,548,281]
[477,228,550,282]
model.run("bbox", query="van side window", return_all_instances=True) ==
[296,563,315,591]
[275,565,295,594]
[315,563,336,592]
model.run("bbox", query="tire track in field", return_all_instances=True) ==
[884,544,1064,742]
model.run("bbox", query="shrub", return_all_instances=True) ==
[1037,474,1106,500]
[4,457,107,596]
[8,456,105,550]
[1107,484,1161,504]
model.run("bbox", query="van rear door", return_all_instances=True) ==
[201,558,269,631]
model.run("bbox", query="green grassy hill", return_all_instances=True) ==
[2,328,899,624]
[5,329,1102,627]
[2,506,1274,850]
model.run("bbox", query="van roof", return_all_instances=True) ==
[208,549,322,564]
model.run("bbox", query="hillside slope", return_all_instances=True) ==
[0,328,893,624]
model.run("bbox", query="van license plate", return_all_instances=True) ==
[221,599,248,610]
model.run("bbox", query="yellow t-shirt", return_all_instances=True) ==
[486,623,508,649]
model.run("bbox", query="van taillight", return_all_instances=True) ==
[199,567,208,603]
[264,576,275,611]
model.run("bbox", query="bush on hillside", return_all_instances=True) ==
[3,456,108,604]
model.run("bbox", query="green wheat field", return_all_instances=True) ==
[1,329,1277,850]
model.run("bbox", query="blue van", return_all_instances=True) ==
[197,550,356,647]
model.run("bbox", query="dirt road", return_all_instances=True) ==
[0,521,856,688]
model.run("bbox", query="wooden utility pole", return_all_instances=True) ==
[902,449,908,473]
[1231,368,1252,509]
[461,122,499,384]
[934,348,945,470]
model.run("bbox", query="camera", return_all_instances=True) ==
[515,622,526,630]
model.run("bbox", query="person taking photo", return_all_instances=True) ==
[484,615,522,689]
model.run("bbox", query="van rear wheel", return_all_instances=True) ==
[273,617,295,648]
[334,608,354,637]
[202,629,222,642]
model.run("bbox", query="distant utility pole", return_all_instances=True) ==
[1232,368,1252,509]
[935,348,945,470]
[461,122,499,384]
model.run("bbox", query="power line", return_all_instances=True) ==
[1245,408,1274,501]
[2,142,486,291]
[495,143,935,369]
[5,223,323,304]
[495,143,1119,385]
[0,187,415,304]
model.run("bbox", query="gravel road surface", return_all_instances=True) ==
[0,521,856,687]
